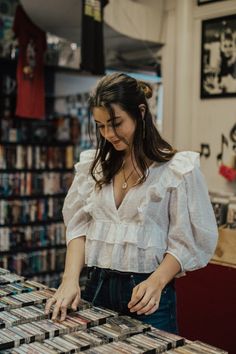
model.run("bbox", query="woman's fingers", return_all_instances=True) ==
[71,293,80,311]
[128,285,145,309]
[136,297,159,315]
[128,280,162,315]
[51,298,64,320]
[44,283,80,321]
[145,301,159,315]
[129,291,152,313]
[45,296,57,314]
[45,290,80,321]
[60,298,71,321]
[130,292,160,315]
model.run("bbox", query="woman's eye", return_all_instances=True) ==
[96,122,122,130]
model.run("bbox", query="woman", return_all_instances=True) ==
[45,73,218,334]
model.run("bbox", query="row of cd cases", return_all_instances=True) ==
[0,267,227,354]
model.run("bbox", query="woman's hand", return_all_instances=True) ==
[127,274,164,316]
[128,254,180,316]
[45,279,81,321]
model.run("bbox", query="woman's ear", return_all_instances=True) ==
[138,104,146,119]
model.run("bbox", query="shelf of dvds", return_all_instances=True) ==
[0,147,71,280]
[0,57,82,287]
[0,46,96,286]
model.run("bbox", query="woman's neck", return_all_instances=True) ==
[123,151,153,170]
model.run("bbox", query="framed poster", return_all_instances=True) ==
[201,14,236,98]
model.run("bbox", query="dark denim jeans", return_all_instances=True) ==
[82,267,178,334]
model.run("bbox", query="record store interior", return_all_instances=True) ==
[0,0,236,353]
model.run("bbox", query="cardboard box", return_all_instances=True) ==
[211,228,236,268]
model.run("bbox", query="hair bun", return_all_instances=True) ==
[138,81,153,99]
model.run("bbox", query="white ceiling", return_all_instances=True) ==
[20,0,164,71]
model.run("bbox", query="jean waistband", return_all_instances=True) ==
[88,267,175,287]
[87,267,175,305]
[88,266,152,278]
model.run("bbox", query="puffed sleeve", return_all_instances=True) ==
[166,155,218,272]
[62,150,95,245]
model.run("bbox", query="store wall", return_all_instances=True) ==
[162,0,236,194]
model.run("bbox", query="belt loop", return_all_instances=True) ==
[88,266,96,280]
[91,268,105,305]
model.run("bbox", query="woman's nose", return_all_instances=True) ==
[104,125,115,139]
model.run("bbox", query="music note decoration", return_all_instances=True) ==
[217,134,229,162]
[200,143,211,158]
[229,123,236,144]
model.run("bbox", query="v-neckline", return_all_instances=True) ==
[111,179,133,212]
[110,162,157,212]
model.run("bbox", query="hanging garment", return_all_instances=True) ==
[13,5,47,119]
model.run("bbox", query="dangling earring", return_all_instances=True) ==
[142,119,146,139]
[139,104,146,140]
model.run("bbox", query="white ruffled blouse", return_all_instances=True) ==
[62,150,218,274]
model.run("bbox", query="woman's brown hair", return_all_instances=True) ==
[88,72,176,188]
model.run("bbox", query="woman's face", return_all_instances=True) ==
[93,104,136,152]
[221,39,234,58]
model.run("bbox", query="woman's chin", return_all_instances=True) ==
[112,141,124,150]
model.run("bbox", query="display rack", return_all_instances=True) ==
[0,140,73,285]
[0,57,84,287]
[0,267,227,353]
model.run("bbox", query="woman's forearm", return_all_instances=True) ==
[149,253,181,289]
[62,236,86,283]
[45,236,86,319]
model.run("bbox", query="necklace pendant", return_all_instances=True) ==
[122,182,128,189]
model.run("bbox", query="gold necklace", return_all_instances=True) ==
[122,162,134,190]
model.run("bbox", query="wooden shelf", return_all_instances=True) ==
[0,141,74,146]
[0,244,66,256]
[0,193,66,200]
[0,168,73,172]
[25,269,64,278]
[0,219,63,227]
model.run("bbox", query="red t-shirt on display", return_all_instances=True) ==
[13,5,47,119]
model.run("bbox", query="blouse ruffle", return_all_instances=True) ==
[63,150,218,274]
[62,150,95,242]
[136,151,200,223]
